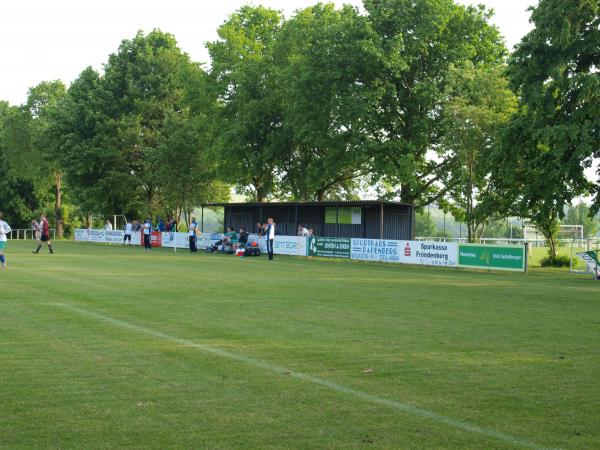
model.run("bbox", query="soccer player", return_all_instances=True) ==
[142,217,152,251]
[189,218,198,253]
[123,219,133,246]
[33,214,54,254]
[0,211,12,270]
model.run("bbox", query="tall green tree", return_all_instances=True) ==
[0,101,44,227]
[441,62,517,242]
[58,30,204,219]
[492,0,599,255]
[274,4,378,201]
[25,81,68,237]
[362,0,506,205]
[207,6,286,202]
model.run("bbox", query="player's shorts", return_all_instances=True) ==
[0,241,6,250]
[123,234,131,241]
[40,234,49,242]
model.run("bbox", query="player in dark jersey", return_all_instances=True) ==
[32,214,54,254]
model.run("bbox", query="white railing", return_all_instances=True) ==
[8,229,56,240]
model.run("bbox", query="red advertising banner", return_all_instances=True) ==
[140,231,162,247]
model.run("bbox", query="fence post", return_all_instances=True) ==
[524,242,529,275]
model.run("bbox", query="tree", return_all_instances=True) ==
[151,112,229,227]
[274,4,378,201]
[490,0,599,255]
[564,202,599,238]
[0,102,44,227]
[507,0,599,212]
[25,81,68,237]
[415,210,437,238]
[441,62,517,242]
[362,0,507,205]
[207,6,286,202]
[58,31,203,219]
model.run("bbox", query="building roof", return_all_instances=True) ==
[202,200,412,208]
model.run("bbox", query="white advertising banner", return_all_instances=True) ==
[247,235,307,256]
[88,229,106,243]
[351,239,458,267]
[162,232,190,249]
[104,230,124,243]
[400,240,458,267]
[74,229,89,242]
[351,239,401,263]
[273,236,308,256]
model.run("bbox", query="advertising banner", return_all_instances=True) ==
[401,241,458,267]
[459,244,525,272]
[161,232,190,249]
[140,231,162,247]
[351,239,401,263]
[308,237,351,258]
[88,230,106,243]
[273,236,308,256]
[74,229,89,242]
[104,230,124,244]
[351,239,458,267]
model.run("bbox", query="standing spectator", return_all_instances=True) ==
[123,219,133,246]
[157,218,166,232]
[189,218,198,253]
[0,211,12,270]
[255,222,264,236]
[33,214,54,254]
[298,225,309,237]
[104,220,113,231]
[142,217,152,251]
[31,219,41,241]
[266,217,275,260]
[308,228,314,237]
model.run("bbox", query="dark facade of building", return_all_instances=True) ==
[201,201,415,240]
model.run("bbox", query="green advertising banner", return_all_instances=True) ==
[459,244,526,272]
[308,237,351,258]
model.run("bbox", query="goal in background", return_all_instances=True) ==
[523,224,584,244]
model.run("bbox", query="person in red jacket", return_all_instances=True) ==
[32,214,54,254]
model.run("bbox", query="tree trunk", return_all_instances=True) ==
[548,236,558,257]
[54,171,64,238]
[255,183,266,203]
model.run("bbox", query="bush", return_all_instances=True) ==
[540,255,572,268]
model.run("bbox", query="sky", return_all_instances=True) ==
[1,0,538,106]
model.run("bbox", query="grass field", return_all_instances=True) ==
[1,241,599,449]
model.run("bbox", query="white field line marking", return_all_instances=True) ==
[52,302,557,450]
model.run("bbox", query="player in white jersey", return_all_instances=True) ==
[189,218,198,253]
[0,211,12,270]
[123,220,133,246]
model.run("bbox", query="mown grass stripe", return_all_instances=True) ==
[53,302,557,450]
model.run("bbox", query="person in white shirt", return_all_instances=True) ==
[298,225,309,237]
[266,217,275,260]
[189,218,198,253]
[0,212,12,270]
[123,220,133,246]
[143,218,152,250]
[104,220,113,231]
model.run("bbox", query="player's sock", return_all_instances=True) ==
[48,244,54,254]
[0,255,5,265]
[33,245,41,253]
